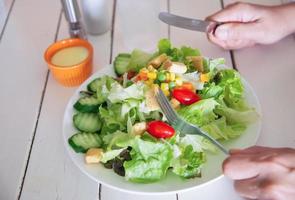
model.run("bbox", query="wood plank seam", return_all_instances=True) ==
[109,0,118,65]
[16,9,63,200]
[0,0,16,43]
[220,0,238,71]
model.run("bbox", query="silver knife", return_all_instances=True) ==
[159,12,219,33]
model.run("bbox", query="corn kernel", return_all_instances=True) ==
[161,83,169,91]
[163,90,170,96]
[200,73,209,82]
[166,73,170,82]
[145,79,154,86]
[170,73,176,81]
[175,77,183,86]
[147,72,157,80]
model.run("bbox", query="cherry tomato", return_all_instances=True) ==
[147,121,175,138]
[172,88,201,105]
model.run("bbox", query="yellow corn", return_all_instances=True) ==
[161,83,169,91]
[200,73,209,83]
[166,73,170,82]
[175,77,183,86]
[170,72,176,81]
[163,90,170,96]
[147,71,157,80]
[145,79,154,86]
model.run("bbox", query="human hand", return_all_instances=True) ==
[223,146,295,200]
[206,2,295,49]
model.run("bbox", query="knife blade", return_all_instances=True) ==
[159,12,218,33]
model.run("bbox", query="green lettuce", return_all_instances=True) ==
[107,82,145,103]
[171,145,205,178]
[178,98,219,127]
[157,38,200,62]
[123,137,173,183]
[127,49,153,72]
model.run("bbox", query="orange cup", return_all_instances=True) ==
[44,38,93,87]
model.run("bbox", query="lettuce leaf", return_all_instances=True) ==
[123,137,173,183]
[127,49,153,72]
[178,98,219,126]
[171,145,205,178]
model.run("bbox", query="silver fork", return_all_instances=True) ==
[155,89,229,155]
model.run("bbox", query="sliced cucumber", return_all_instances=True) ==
[87,77,105,93]
[68,132,102,153]
[74,96,100,113]
[114,53,131,76]
[73,113,102,132]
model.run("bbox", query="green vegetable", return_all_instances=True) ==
[171,145,205,178]
[114,53,131,75]
[107,82,145,103]
[68,132,102,153]
[74,96,100,113]
[168,81,176,90]
[124,137,173,183]
[157,72,166,82]
[73,113,102,132]
[157,38,200,62]
[178,98,219,127]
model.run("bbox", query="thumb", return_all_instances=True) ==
[214,22,260,42]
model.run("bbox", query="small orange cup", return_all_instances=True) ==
[44,38,93,87]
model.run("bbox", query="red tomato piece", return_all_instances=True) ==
[147,121,175,139]
[172,88,201,105]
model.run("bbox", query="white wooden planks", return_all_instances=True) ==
[223,0,295,148]
[0,0,14,36]
[19,3,114,198]
[0,0,60,199]
[100,0,176,199]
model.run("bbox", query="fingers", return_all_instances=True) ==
[206,2,259,23]
[223,154,261,180]
[207,22,260,49]
[230,146,271,155]
[234,176,261,199]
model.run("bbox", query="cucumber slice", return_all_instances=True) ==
[73,113,102,132]
[87,78,105,92]
[114,53,131,75]
[68,132,102,153]
[74,96,100,113]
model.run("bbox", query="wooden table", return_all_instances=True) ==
[1,0,294,199]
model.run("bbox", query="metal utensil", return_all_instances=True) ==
[61,0,87,39]
[159,12,220,33]
[155,88,229,155]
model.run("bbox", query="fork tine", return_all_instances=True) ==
[156,95,175,123]
[158,90,178,119]
[156,89,179,124]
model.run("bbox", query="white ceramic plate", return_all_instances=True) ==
[63,66,262,194]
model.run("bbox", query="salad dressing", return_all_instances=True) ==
[51,46,89,67]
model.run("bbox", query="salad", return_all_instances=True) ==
[68,39,258,183]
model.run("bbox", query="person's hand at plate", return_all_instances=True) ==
[206,2,295,49]
[223,146,295,200]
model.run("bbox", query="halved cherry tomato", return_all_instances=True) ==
[147,121,175,138]
[172,88,201,105]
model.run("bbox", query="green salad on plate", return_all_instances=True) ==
[67,39,258,183]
